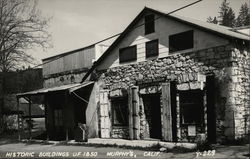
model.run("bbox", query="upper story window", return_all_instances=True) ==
[146,39,159,58]
[169,30,194,53]
[145,14,155,35]
[119,45,137,63]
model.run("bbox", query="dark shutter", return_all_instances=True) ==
[169,30,193,52]
[146,39,159,58]
[145,14,155,35]
[119,45,137,63]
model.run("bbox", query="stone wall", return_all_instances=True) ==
[96,44,250,142]
[230,48,250,139]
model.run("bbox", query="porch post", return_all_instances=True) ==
[162,83,173,141]
[65,92,69,141]
[17,96,20,141]
[28,96,32,140]
[44,95,49,141]
[128,88,134,140]
[132,86,140,140]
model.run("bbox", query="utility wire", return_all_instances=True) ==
[79,0,203,131]
[81,0,203,82]
[8,0,203,75]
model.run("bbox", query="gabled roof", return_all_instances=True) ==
[81,7,250,82]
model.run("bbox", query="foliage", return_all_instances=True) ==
[0,0,51,72]
[218,0,235,27]
[207,0,250,28]
[236,3,250,27]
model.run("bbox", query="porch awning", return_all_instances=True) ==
[17,81,94,97]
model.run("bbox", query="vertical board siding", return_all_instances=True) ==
[43,46,95,76]
[162,83,173,141]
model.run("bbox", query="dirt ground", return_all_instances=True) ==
[0,141,249,159]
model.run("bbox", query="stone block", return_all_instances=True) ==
[177,83,189,90]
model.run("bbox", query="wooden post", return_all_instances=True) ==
[132,86,140,140]
[17,96,21,141]
[64,92,69,142]
[28,96,32,140]
[162,83,172,141]
[128,88,134,140]
[44,95,49,141]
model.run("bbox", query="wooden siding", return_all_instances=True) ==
[43,46,95,76]
[97,11,229,70]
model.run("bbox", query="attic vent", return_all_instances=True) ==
[169,30,194,53]
[145,14,155,35]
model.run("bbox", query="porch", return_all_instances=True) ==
[16,82,94,141]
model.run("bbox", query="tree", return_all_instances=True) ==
[0,0,51,133]
[207,16,218,24]
[218,0,235,27]
[0,0,51,72]
[207,0,250,28]
[236,3,250,27]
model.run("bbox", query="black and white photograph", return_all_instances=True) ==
[0,0,249,158]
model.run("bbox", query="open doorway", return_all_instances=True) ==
[142,93,162,139]
[206,76,216,143]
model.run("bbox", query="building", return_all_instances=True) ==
[18,7,249,143]
[82,7,250,143]
[17,44,108,140]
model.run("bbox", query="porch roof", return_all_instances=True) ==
[16,81,94,97]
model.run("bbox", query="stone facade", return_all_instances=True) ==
[95,44,250,143]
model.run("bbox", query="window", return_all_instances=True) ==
[119,45,137,63]
[169,30,194,52]
[180,90,204,125]
[146,39,159,58]
[111,98,128,126]
[145,14,155,35]
[54,109,63,126]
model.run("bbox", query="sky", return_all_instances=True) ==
[30,0,249,64]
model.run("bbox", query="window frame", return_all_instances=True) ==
[111,97,128,127]
[146,39,159,58]
[119,45,137,63]
[179,90,204,126]
[169,30,194,53]
[144,14,155,35]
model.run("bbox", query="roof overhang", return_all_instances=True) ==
[17,81,94,97]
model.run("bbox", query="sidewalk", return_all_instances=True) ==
[72,138,196,149]
[25,138,196,150]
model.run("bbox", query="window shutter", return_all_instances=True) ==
[119,45,137,63]
[162,83,173,141]
[100,90,111,138]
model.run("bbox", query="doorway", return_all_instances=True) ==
[206,76,216,143]
[142,93,162,139]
